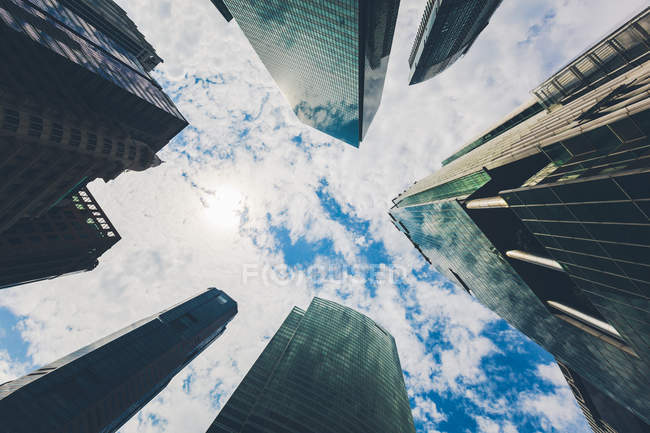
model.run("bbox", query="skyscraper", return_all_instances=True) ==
[0,187,120,290]
[0,0,187,236]
[0,288,237,433]
[57,0,163,71]
[210,0,400,147]
[408,0,503,85]
[206,298,415,433]
[390,7,650,428]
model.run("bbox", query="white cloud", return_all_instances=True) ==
[412,396,446,424]
[474,415,519,433]
[0,350,29,385]
[534,362,567,388]
[517,363,591,433]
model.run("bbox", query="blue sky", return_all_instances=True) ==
[1,1,648,432]
[264,185,565,432]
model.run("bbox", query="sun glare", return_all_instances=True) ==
[204,185,244,230]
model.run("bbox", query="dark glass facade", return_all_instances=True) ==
[0,187,120,290]
[0,288,237,433]
[557,360,650,433]
[57,0,163,71]
[408,0,503,85]
[206,298,415,433]
[0,0,187,235]
[502,155,650,364]
[390,8,650,428]
[213,0,400,147]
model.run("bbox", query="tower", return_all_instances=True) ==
[210,0,400,147]
[0,0,187,236]
[390,7,650,427]
[56,0,163,71]
[0,187,120,289]
[0,288,237,433]
[408,0,503,85]
[206,298,415,433]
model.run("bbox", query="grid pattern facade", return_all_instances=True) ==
[396,170,490,207]
[390,12,650,425]
[389,199,650,423]
[0,187,120,289]
[207,298,415,433]
[0,0,186,237]
[223,0,359,146]
[57,0,163,71]
[26,0,147,74]
[408,0,502,85]
[0,288,237,433]
[220,0,399,146]
[1,0,184,124]
[501,116,650,361]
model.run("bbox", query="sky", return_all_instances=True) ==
[1,0,648,432]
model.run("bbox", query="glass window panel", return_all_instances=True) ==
[631,111,650,136]
[609,117,644,142]
[554,236,608,256]
[522,220,550,235]
[615,171,650,199]
[528,204,575,221]
[511,206,536,220]
[602,242,650,264]
[568,202,647,223]
[576,267,641,293]
[544,142,573,165]
[583,222,650,245]
[542,221,591,239]
[501,191,522,205]
[565,251,624,275]
[552,178,624,203]
[517,187,559,204]
[563,126,620,156]
[617,261,650,284]
[636,201,650,219]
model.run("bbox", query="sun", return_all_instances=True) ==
[203,185,244,230]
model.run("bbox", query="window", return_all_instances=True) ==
[28,116,43,137]
[102,138,112,155]
[69,129,81,147]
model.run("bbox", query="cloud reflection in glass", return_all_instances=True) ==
[221,0,400,147]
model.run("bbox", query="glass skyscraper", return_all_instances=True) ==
[391,8,650,429]
[408,0,503,85]
[0,288,237,433]
[211,0,400,147]
[206,298,415,433]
